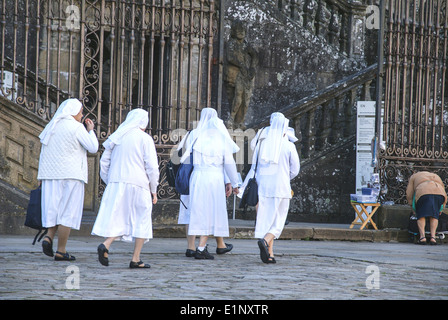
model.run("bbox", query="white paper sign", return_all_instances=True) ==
[355,101,384,221]
[356,101,376,193]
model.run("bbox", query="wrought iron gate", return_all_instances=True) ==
[0,0,220,205]
[379,0,448,204]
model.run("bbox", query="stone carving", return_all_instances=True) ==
[303,0,318,32]
[224,20,258,130]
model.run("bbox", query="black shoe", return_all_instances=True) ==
[195,246,214,260]
[54,251,76,261]
[216,243,233,255]
[97,244,109,266]
[185,249,196,257]
[42,236,54,257]
[430,237,438,245]
[129,260,151,269]
[267,256,277,264]
[257,239,269,263]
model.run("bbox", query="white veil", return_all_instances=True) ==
[179,108,239,163]
[39,98,83,145]
[259,112,288,164]
[250,115,297,151]
[177,107,218,152]
[103,108,149,150]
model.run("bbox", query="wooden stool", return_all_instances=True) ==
[350,202,380,230]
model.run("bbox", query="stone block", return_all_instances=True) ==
[376,205,411,230]
[280,227,314,240]
[313,228,375,241]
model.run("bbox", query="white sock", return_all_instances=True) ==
[197,246,205,251]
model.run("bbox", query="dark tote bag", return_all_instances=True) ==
[166,150,182,188]
[24,186,48,245]
[175,152,194,195]
[239,128,265,209]
[239,176,259,208]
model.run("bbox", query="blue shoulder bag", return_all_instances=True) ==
[175,135,198,195]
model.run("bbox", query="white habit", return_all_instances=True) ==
[176,108,234,227]
[92,109,159,242]
[188,152,239,237]
[243,113,300,239]
[38,99,99,230]
[180,108,239,237]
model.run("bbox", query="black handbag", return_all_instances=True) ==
[24,185,48,245]
[239,128,264,209]
[166,151,181,188]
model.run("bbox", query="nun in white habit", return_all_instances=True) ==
[182,108,240,259]
[176,108,235,258]
[37,98,98,261]
[92,109,159,269]
[243,112,300,263]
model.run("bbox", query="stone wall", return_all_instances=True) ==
[223,0,373,223]
[221,0,368,126]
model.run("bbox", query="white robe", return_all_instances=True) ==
[41,179,84,230]
[187,151,239,237]
[244,136,300,239]
[255,197,290,239]
[247,136,300,198]
[92,128,159,242]
[178,170,231,225]
[178,194,190,225]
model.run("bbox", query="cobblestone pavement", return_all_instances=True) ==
[0,235,447,304]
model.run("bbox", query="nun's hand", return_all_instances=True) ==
[85,118,94,132]
[225,183,232,197]
[152,193,158,205]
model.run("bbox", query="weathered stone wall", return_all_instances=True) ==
[290,140,356,223]
[223,0,372,223]
[221,0,368,126]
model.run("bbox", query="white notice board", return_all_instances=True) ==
[356,101,383,193]
[356,101,376,194]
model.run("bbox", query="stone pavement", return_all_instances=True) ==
[1,227,447,303]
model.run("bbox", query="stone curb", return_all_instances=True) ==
[150,224,412,242]
[2,215,416,243]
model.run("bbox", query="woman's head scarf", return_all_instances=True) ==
[250,115,297,151]
[177,107,218,151]
[39,98,83,145]
[103,108,149,150]
[259,112,288,164]
[180,107,239,162]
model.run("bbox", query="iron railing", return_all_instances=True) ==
[379,0,448,204]
[0,0,218,143]
[0,0,219,202]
